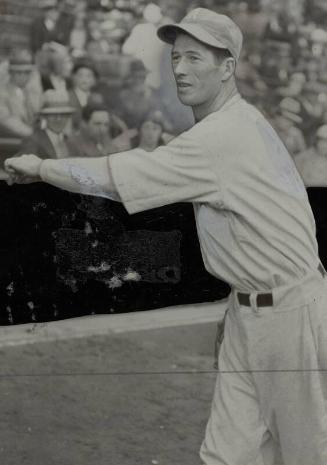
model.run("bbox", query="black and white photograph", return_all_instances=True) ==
[0,0,327,463]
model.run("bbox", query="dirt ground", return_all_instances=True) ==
[0,322,218,465]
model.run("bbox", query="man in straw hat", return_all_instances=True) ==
[16,90,75,159]
[0,49,36,138]
[4,7,327,465]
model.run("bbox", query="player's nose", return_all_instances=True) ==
[173,58,188,77]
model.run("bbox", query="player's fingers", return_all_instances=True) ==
[0,170,10,181]
[4,158,21,174]
[4,173,18,186]
[4,159,33,177]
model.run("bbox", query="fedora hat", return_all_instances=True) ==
[40,90,75,115]
[9,49,34,72]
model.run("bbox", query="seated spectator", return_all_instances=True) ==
[39,42,73,93]
[69,7,88,57]
[301,81,325,118]
[69,60,99,131]
[0,50,36,138]
[295,125,327,186]
[30,0,61,54]
[236,51,267,103]
[273,97,306,156]
[122,3,164,89]
[86,19,125,56]
[73,90,130,138]
[299,81,325,144]
[16,90,75,159]
[263,6,297,44]
[55,0,77,47]
[117,60,160,128]
[68,103,135,157]
[277,72,306,98]
[85,17,103,53]
[137,111,174,152]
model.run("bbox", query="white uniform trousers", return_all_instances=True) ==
[200,269,327,465]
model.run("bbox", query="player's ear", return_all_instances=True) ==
[221,58,236,81]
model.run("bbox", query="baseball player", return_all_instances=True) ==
[4,8,327,465]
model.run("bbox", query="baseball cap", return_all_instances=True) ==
[157,8,243,61]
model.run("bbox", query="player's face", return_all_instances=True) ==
[171,33,226,109]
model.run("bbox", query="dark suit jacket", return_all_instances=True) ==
[68,89,84,131]
[30,13,73,53]
[30,17,60,54]
[68,128,118,158]
[40,75,71,93]
[16,128,76,159]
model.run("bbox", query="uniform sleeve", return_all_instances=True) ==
[39,156,120,200]
[109,130,222,214]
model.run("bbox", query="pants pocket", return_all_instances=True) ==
[213,308,228,370]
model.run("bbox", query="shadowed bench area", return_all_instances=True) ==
[0,181,230,325]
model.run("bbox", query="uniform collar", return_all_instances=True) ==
[202,93,242,122]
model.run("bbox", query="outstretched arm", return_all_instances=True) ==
[4,154,121,201]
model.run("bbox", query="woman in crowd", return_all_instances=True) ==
[136,110,173,151]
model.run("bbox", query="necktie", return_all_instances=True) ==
[56,134,69,158]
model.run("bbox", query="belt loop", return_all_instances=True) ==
[250,293,260,313]
[233,290,240,309]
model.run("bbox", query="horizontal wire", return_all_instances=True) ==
[0,369,327,378]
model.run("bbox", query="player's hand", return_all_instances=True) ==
[4,154,43,184]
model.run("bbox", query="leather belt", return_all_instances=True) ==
[237,292,273,308]
[237,263,326,308]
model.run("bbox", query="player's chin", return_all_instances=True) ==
[176,92,196,106]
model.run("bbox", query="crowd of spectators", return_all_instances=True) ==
[0,0,326,184]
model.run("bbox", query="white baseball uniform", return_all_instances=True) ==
[39,93,327,464]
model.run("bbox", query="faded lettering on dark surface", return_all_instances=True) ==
[0,182,229,325]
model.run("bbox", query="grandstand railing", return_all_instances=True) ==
[0,0,39,18]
